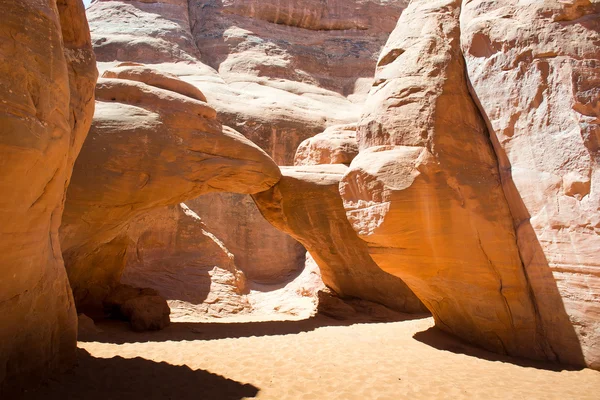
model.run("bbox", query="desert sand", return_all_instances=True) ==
[21,312,600,400]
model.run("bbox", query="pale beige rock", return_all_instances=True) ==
[253,165,426,314]
[0,0,96,390]
[88,0,410,164]
[294,124,359,166]
[461,0,599,368]
[340,0,557,361]
[60,73,281,312]
[89,0,200,63]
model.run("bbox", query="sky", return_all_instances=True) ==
[83,0,92,7]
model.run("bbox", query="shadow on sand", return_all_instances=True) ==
[413,326,585,372]
[80,312,429,345]
[18,349,259,400]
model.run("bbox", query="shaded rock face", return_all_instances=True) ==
[186,194,307,284]
[0,0,97,390]
[122,203,252,318]
[461,0,600,368]
[103,284,171,331]
[253,165,426,314]
[340,0,555,361]
[295,124,359,166]
[60,67,281,312]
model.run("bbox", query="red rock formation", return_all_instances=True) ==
[60,71,281,312]
[0,0,97,389]
[340,0,553,360]
[253,165,426,313]
[461,0,599,368]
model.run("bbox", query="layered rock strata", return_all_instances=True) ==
[461,0,600,368]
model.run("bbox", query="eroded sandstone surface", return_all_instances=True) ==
[461,0,600,368]
[295,124,359,166]
[60,68,281,312]
[0,0,97,389]
[254,165,426,313]
[340,0,554,361]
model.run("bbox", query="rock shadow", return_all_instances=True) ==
[80,313,429,345]
[413,326,585,372]
[16,349,259,400]
[465,73,586,366]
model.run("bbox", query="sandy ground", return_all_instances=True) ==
[18,313,600,400]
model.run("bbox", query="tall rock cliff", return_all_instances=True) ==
[0,0,97,389]
[461,0,600,369]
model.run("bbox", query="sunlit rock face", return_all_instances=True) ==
[0,0,97,390]
[87,0,409,165]
[461,0,600,369]
[60,69,281,312]
[253,165,426,314]
[340,0,562,362]
[295,124,359,167]
[83,0,411,303]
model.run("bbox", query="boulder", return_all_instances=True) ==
[461,0,600,368]
[294,124,359,166]
[253,165,426,314]
[60,70,281,312]
[340,0,555,361]
[0,0,96,389]
[103,285,170,331]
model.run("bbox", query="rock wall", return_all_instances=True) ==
[340,0,554,361]
[0,0,97,389]
[186,194,307,284]
[123,203,252,318]
[461,0,599,369]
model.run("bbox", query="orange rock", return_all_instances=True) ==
[122,203,252,318]
[253,165,426,313]
[185,194,307,284]
[340,0,554,361]
[0,0,97,389]
[60,73,281,312]
[461,0,599,368]
[103,284,170,332]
